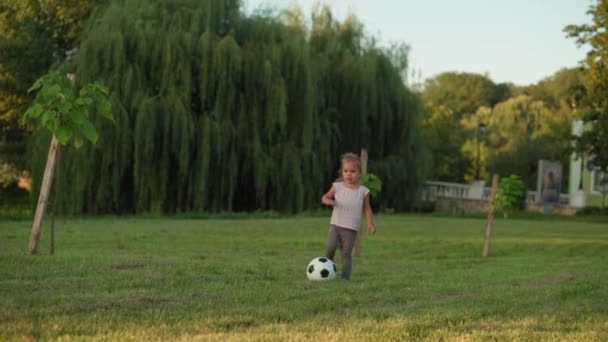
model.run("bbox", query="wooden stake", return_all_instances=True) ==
[482,174,500,257]
[28,136,59,254]
[50,145,60,255]
[354,148,368,257]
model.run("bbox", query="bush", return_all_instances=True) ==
[575,206,608,216]
[361,173,383,198]
[0,183,29,206]
[494,175,526,218]
[0,183,30,218]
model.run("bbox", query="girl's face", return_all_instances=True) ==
[341,160,360,185]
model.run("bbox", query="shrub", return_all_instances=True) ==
[361,173,382,198]
[575,206,608,216]
[494,175,526,218]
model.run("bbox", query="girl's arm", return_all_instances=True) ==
[364,194,376,234]
[321,186,337,207]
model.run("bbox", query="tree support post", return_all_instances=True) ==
[28,136,59,254]
[354,148,368,257]
[50,145,61,255]
[482,174,500,257]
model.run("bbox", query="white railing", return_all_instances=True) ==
[422,181,473,201]
[424,181,568,204]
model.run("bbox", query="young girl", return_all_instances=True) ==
[321,153,377,280]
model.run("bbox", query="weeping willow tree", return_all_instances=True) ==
[308,8,428,210]
[30,0,427,214]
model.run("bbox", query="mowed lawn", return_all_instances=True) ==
[1,214,607,341]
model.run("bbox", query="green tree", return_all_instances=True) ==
[0,0,100,180]
[30,0,426,214]
[521,68,584,112]
[22,70,112,253]
[479,95,571,189]
[494,175,526,218]
[22,71,112,147]
[423,72,508,121]
[422,72,507,182]
[565,0,608,205]
[309,6,428,210]
[422,104,469,182]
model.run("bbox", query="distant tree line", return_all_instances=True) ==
[422,69,582,191]
[26,0,427,214]
[2,0,605,214]
[566,0,608,208]
[0,0,100,171]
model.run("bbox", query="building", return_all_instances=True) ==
[569,119,607,208]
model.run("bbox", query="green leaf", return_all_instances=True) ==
[70,111,87,124]
[79,119,99,144]
[23,103,44,121]
[73,136,84,149]
[49,117,61,132]
[361,173,383,198]
[42,84,62,98]
[41,111,56,127]
[58,102,73,114]
[27,79,43,93]
[92,82,109,95]
[75,97,93,107]
[96,99,113,121]
[55,126,73,145]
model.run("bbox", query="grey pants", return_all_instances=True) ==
[325,224,358,280]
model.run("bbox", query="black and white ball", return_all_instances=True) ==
[306,257,337,281]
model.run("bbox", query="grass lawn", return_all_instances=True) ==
[1,214,607,341]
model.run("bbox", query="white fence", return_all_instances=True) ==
[422,181,484,201]
[423,181,569,205]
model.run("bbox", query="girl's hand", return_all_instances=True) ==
[322,197,335,207]
[321,186,337,207]
[367,223,376,235]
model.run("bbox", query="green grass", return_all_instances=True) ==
[1,214,607,341]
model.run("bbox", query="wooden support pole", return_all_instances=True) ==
[482,174,500,257]
[50,145,60,255]
[28,136,59,254]
[354,148,368,257]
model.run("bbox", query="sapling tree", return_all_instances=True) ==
[22,70,112,254]
[361,173,383,198]
[494,175,526,218]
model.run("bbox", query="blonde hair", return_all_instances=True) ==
[334,152,361,181]
[340,152,361,171]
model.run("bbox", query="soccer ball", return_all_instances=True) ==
[306,257,337,281]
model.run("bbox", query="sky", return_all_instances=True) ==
[243,0,593,86]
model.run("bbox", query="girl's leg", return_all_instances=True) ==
[324,225,339,261]
[338,228,357,280]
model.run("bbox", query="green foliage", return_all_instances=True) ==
[423,72,506,120]
[521,68,584,111]
[0,0,100,159]
[573,108,608,208]
[22,71,112,148]
[494,175,526,218]
[575,205,608,216]
[361,173,382,198]
[422,68,579,184]
[30,0,427,214]
[422,72,508,182]
[565,1,608,184]
[478,94,574,189]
